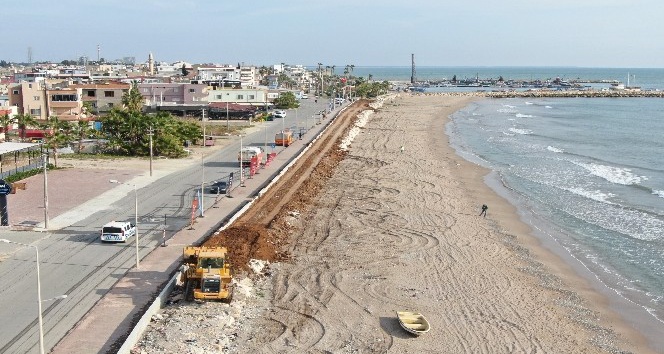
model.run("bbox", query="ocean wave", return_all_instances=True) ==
[497,108,517,114]
[653,190,664,198]
[515,113,534,118]
[502,104,516,108]
[575,162,648,185]
[502,131,515,136]
[547,146,564,153]
[508,128,533,135]
[525,101,534,105]
[564,187,615,204]
[545,105,553,109]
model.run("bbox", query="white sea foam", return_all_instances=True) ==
[545,105,553,109]
[508,128,533,135]
[653,190,664,198]
[503,104,516,108]
[497,108,517,114]
[565,187,615,204]
[515,113,534,118]
[525,101,533,105]
[547,146,564,153]
[576,162,647,185]
[502,131,515,136]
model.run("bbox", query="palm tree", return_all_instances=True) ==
[15,113,37,142]
[73,120,95,153]
[41,116,72,167]
[0,114,13,142]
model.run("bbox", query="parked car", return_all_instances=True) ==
[273,110,287,118]
[301,94,309,99]
[209,181,228,194]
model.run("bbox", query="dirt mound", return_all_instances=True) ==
[203,101,370,274]
[205,224,290,274]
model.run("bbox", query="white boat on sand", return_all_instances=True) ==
[396,311,430,335]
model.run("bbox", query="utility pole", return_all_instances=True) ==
[226,102,229,131]
[201,109,206,147]
[148,125,154,177]
[200,153,205,217]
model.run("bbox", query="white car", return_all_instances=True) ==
[100,221,136,242]
[273,110,287,118]
[301,94,309,99]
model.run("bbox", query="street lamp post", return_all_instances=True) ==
[0,239,45,354]
[109,180,139,269]
[43,154,49,230]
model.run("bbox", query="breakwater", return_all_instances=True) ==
[410,89,664,98]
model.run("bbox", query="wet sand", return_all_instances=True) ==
[233,94,654,353]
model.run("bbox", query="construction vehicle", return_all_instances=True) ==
[181,246,234,302]
[238,146,263,167]
[275,130,294,147]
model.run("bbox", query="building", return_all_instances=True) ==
[138,83,209,116]
[69,82,130,114]
[207,87,268,107]
[8,82,85,121]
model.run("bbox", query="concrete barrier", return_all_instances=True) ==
[117,273,179,354]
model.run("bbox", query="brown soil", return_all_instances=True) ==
[204,100,373,274]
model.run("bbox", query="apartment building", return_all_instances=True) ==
[138,83,208,107]
[207,87,268,106]
[8,81,85,121]
[69,82,130,114]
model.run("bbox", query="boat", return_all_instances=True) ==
[396,311,430,335]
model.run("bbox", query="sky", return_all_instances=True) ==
[5,0,664,68]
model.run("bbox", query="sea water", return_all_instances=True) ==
[447,97,664,344]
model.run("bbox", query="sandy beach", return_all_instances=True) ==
[221,95,654,353]
[134,95,656,353]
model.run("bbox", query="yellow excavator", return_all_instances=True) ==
[181,246,234,302]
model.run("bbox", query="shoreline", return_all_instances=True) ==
[227,94,658,353]
[442,96,658,352]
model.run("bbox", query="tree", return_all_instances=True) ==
[41,116,73,167]
[181,64,189,76]
[0,114,13,141]
[273,92,300,109]
[15,113,37,142]
[72,120,95,153]
[101,109,200,158]
[122,81,144,113]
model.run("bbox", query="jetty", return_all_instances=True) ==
[409,89,664,99]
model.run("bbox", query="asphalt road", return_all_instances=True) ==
[0,98,339,354]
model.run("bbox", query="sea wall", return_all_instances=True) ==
[410,89,664,98]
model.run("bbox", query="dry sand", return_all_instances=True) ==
[228,95,653,353]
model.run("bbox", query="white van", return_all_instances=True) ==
[101,221,136,242]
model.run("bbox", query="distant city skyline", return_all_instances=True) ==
[5,0,663,68]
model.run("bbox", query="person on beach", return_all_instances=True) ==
[400,145,405,153]
[479,204,488,217]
